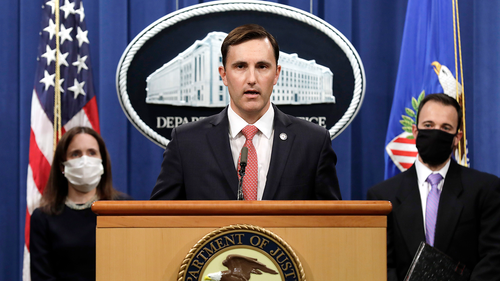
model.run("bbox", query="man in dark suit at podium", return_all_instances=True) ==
[150,24,341,201]
[368,93,500,280]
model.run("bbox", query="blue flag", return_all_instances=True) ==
[385,0,464,179]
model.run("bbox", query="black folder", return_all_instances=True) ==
[404,242,471,281]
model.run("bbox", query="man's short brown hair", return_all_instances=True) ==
[416,93,463,131]
[221,24,280,67]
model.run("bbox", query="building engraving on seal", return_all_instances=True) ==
[145,32,335,107]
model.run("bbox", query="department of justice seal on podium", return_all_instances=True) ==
[178,224,305,281]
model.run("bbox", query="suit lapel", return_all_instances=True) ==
[394,166,427,257]
[262,106,295,199]
[206,108,239,197]
[434,161,464,252]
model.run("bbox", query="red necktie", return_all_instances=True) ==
[239,125,259,200]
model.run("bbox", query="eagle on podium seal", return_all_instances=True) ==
[177,224,305,281]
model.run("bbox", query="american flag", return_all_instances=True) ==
[23,0,99,279]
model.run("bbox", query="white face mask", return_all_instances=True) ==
[63,156,104,193]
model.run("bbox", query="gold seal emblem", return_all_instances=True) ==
[177,224,305,281]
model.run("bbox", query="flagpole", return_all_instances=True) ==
[54,0,62,151]
[452,0,467,167]
[455,0,468,167]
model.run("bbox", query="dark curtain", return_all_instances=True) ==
[1,0,499,279]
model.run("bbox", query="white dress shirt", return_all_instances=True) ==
[228,105,274,200]
[415,157,451,233]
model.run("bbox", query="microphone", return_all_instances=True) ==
[237,147,248,200]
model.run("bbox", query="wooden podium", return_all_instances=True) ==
[92,200,391,280]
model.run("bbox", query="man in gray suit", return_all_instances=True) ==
[151,24,341,200]
[368,93,500,280]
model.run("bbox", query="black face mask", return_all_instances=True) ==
[416,129,456,166]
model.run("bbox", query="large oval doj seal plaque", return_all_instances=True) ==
[116,0,365,148]
[178,224,305,281]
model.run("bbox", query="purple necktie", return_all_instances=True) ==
[425,173,443,246]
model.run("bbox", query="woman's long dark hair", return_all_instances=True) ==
[40,126,117,215]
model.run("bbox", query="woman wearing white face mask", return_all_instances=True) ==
[30,126,128,281]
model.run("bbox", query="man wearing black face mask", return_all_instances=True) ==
[368,93,500,281]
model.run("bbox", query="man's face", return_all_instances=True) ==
[412,100,462,148]
[218,38,281,123]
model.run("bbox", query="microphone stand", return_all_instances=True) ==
[237,147,248,200]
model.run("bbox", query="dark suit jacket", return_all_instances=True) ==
[367,161,500,281]
[150,105,341,200]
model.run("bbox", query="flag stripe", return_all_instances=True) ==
[393,137,416,144]
[390,149,419,157]
[64,105,93,132]
[389,155,418,165]
[29,128,52,195]
[400,162,414,169]
[24,210,31,251]
[26,165,42,215]
[83,96,100,133]
[30,90,54,164]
